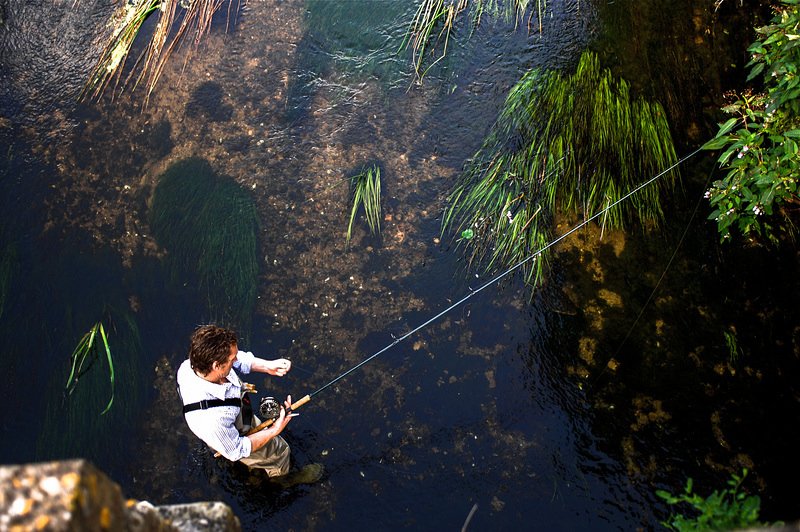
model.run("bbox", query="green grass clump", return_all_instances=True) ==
[65,319,114,415]
[444,50,678,287]
[346,164,382,248]
[657,470,777,531]
[38,309,144,463]
[150,158,259,332]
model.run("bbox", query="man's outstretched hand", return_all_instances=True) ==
[253,357,292,376]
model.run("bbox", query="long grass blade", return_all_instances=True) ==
[98,323,115,415]
[346,164,382,248]
[80,0,231,102]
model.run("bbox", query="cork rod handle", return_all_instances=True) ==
[241,394,311,437]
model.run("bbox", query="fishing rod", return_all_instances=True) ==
[245,145,705,437]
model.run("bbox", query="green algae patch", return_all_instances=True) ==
[150,158,259,333]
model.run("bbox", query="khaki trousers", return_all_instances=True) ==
[237,413,291,477]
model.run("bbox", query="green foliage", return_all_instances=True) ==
[149,158,259,332]
[65,319,115,415]
[704,0,800,243]
[723,326,742,362]
[656,470,774,531]
[38,307,145,462]
[346,164,382,248]
[443,50,678,287]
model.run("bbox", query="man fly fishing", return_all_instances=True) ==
[177,324,307,478]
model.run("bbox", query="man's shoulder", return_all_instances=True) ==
[177,359,207,400]
[176,359,193,384]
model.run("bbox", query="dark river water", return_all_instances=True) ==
[1,0,799,530]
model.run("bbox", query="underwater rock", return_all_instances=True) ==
[0,460,241,531]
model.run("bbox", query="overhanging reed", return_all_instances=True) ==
[404,0,545,82]
[444,51,679,287]
[81,0,234,103]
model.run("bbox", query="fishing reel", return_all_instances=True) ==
[259,397,281,420]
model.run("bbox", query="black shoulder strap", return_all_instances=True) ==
[183,397,242,413]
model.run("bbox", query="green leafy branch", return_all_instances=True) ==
[66,319,115,415]
[703,0,800,243]
[656,469,776,531]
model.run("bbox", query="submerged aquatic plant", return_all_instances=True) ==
[38,306,145,462]
[0,240,14,320]
[65,319,114,415]
[444,50,678,287]
[150,158,259,333]
[723,327,742,363]
[0,149,16,320]
[346,164,382,248]
[286,1,416,122]
[81,0,237,102]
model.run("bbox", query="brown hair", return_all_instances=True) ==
[189,325,238,375]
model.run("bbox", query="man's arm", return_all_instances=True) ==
[250,356,291,376]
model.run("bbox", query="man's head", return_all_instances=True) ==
[189,325,238,376]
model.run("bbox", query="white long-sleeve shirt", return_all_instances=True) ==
[177,350,255,461]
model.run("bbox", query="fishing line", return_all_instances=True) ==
[248,144,706,435]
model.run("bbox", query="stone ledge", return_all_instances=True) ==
[0,460,240,532]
